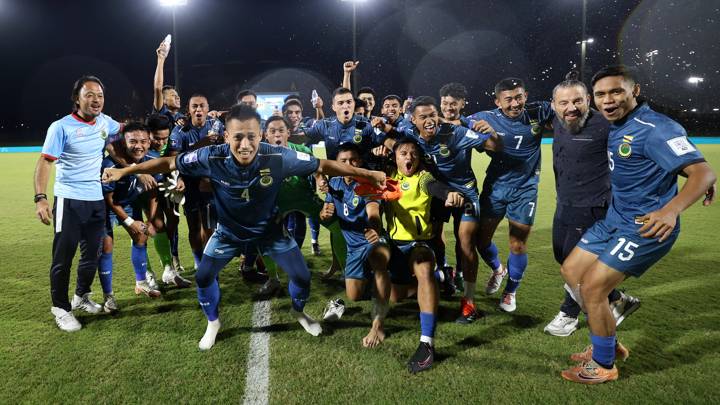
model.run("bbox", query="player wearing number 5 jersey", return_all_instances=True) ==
[559,65,716,384]
[469,78,554,312]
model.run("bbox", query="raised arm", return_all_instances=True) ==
[316,159,385,189]
[102,156,176,183]
[153,40,170,112]
[342,60,359,92]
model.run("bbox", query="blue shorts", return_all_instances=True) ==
[105,203,143,236]
[388,241,435,285]
[577,219,678,277]
[344,238,389,280]
[480,182,538,225]
[203,224,297,259]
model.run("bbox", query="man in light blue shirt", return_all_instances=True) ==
[34,76,121,332]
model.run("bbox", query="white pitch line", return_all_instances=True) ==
[243,300,272,405]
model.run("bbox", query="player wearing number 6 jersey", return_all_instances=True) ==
[469,78,554,312]
[560,65,716,384]
[102,104,387,350]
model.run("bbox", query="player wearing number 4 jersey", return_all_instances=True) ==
[559,65,716,384]
[102,104,387,350]
[469,78,554,312]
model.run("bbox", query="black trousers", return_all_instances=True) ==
[50,197,106,311]
[552,204,619,317]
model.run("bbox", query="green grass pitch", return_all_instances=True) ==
[1,145,718,403]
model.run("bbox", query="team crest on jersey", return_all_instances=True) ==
[259,168,273,187]
[353,133,363,144]
[618,143,632,158]
[352,196,359,207]
[100,129,108,140]
[401,181,411,191]
[439,144,450,157]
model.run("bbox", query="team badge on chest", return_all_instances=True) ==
[353,129,363,144]
[259,168,273,187]
[439,144,450,157]
[618,134,634,158]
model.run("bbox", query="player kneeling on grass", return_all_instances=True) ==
[320,143,393,348]
[101,122,182,306]
[102,104,386,350]
[384,137,465,373]
[559,65,717,384]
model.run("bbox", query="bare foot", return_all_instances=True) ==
[362,325,385,348]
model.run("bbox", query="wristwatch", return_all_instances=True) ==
[34,193,47,203]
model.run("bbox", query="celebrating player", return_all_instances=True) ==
[559,65,716,384]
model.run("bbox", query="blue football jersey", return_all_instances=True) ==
[304,116,385,161]
[605,103,705,230]
[469,101,554,188]
[325,177,376,249]
[168,118,224,153]
[154,105,185,130]
[175,143,320,240]
[41,113,121,201]
[102,155,162,206]
[398,123,491,200]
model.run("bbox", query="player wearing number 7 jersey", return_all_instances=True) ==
[559,65,716,384]
[468,78,554,312]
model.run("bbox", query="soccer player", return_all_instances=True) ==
[439,82,471,127]
[35,76,121,331]
[357,87,377,118]
[236,89,267,130]
[469,78,554,312]
[559,65,716,383]
[167,94,224,270]
[544,73,639,337]
[320,143,391,348]
[101,123,166,303]
[383,137,465,372]
[385,96,499,324]
[380,95,407,130]
[102,104,386,350]
[153,39,184,128]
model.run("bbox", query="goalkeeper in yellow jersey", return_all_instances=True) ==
[383,137,465,373]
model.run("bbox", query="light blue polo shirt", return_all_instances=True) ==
[41,113,121,201]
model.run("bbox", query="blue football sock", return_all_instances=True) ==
[192,250,203,269]
[504,252,528,293]
[197,280,220,321]
[271,247,310,312]
[131,244,147,281]
[479,242,502,271]
[419,312,437,341]
[308,216,320,242]
[98,252,113,294]
[590,333,616,368]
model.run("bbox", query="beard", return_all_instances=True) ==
[559,109,590,134]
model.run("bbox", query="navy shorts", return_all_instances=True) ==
[388,241,435,285]
[480,182,538,225]
[105,203,143,237]
[577,218,678,277]
[344,237,389,280]
[203,224,297,259]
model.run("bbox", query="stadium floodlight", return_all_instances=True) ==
[340,0,368,89]
[160,0,187,6]
[688,77,704,84]
[691,108,697,112]
[713,108,719,112]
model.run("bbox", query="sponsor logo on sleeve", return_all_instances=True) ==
[666,136,696,156]
[296,151,311,161]
[183,151,198,164]
[465,130,479,139]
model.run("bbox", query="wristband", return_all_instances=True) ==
[34,193,47,203]
[123,217,135,227]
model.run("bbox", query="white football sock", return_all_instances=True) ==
[291,309,322,336]
[199,319,221,350]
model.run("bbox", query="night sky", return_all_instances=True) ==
[1,0,718,144]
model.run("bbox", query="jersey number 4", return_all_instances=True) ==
[241,188,250,202]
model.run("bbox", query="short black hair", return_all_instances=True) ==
[71,75,104,111]
[409,96,438,114]
[494,77,525,98]
[337,142,362,158]
[225,103,262,126]
[264,115,290,132]
[357,86,376,98]
[392,136,420,153]
[382,95,402,105]
[332,87,353,101]
[354,98,367,110]
[161,85,176,92]
[188,93,208,104]
[282,99,303,114]
[145,114,172,133]
[122,121,149,136]
[439,82,467,100]
[284,94,301,103]
[591,64,639,87]
[236,89,257,103]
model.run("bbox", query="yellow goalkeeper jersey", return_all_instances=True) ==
[385,170,435,242]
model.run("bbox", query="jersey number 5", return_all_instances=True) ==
[608,151,615,171]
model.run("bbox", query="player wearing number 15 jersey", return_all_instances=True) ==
[560,65,716,384]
